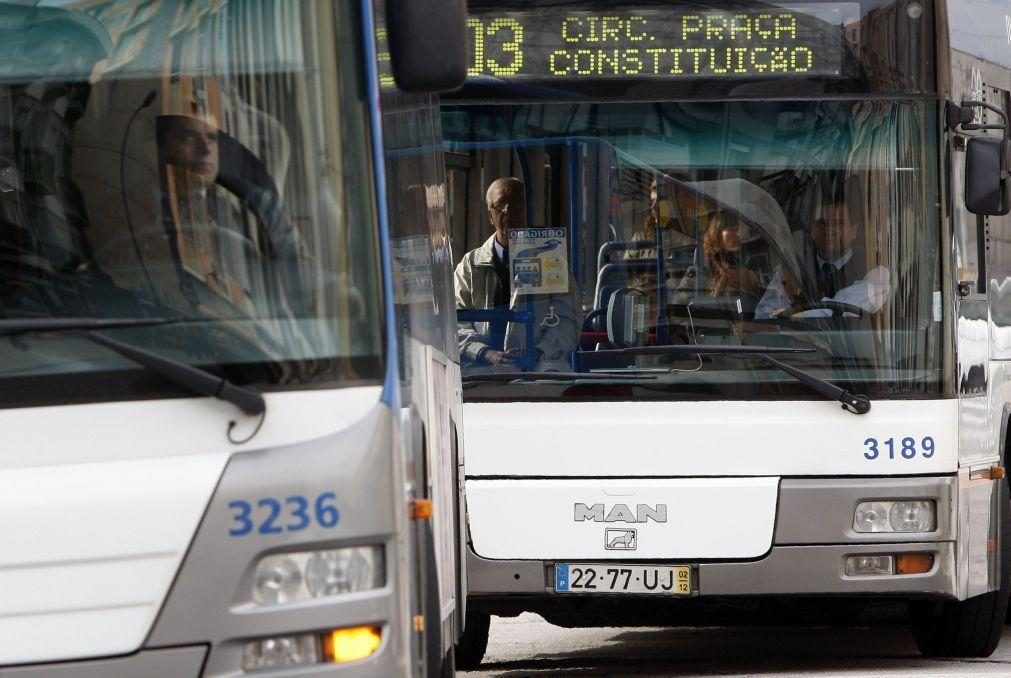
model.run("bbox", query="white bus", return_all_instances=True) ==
[0,0,467,675]
[444,0,1011,666]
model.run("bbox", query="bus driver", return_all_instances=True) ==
[755,192,890,319]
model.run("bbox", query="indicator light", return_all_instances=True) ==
[322,626,383,664]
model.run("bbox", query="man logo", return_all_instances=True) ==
[573,503,667,523]
[605,528,637,550]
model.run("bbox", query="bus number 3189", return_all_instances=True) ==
[863,436,935,460]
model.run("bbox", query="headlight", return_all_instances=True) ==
[253,546,384,605]
[853,500,936,533]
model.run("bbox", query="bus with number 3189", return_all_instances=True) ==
[443,0,1011,666]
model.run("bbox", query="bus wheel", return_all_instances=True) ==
[454,608,490,669]
[910,477,1010,657]
[439,646,456,678]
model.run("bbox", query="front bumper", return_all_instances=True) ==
[469,541,957,597]
[1,647,207,678]
[467,476,959,601]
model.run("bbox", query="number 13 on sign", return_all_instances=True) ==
[468,18,525,77]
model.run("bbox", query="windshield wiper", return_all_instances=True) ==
[0,317,184,335]
[588,345,813,357]
[583,345,871,415]
[1,318,265,415]
[462,371,658,387]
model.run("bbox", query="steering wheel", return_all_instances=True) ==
[785,301,865,318]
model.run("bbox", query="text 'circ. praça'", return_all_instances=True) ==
[466,7,846,80]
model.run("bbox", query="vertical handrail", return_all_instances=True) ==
[654,216,669,344]
[568,139,581,287]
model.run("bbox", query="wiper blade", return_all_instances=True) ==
[0,317,183,335]
[463,371,658,384]
[581,344,871,415]
[586,345,814,357]
[5,319,265,415]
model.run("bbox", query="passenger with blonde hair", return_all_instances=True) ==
[674,209,762,303]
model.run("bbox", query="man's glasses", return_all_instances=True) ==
[490,198,521,212]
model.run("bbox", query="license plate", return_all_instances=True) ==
[554,563,692,595]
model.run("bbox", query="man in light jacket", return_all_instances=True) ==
[454,177,580,370]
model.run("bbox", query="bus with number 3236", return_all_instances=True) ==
[0,0,468,676]
[442,0,1011,666]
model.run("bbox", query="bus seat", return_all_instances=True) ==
[593,260,655,314]
[596,239,652,270]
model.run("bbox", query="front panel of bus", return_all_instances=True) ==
[0,1,415,675]
[444,0,999,616]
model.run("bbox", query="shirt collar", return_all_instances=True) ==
[817,249,853,270]
[493,238,507,261]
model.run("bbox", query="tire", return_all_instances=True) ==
[423,523,444,678]
[439,646,456,678]
[910,477,1011,657]
[454,608,490,670]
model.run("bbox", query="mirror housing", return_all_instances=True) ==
[606,288,650,348]
[965,136,1010,215]
[957,100,1011,216]
[385,0,467,93]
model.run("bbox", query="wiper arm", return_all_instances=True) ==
[757,354,871,415]
[582,344,871,415]
[2,318,265,415]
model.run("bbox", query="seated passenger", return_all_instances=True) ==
[755,195,890,319]
[624,177,693,304]
[454,177,580,370]
[673,209,763,305]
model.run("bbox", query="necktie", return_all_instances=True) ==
[821,262,838,298]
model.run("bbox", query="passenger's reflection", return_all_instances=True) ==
[156,103,302,320]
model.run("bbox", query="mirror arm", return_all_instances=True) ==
[960,101,1011,180]
[960,100,1009,138]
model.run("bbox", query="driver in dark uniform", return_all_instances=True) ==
[755,196,890,319]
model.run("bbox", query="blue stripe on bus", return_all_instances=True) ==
[359,0,401,409]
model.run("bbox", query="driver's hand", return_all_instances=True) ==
[791,308,833,319]
[484,348,520,365]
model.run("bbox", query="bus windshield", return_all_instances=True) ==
[446,99,944,402]
[0,0,383,408]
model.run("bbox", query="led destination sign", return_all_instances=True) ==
[467,5,854,80]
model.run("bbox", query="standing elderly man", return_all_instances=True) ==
[454,177,580,369]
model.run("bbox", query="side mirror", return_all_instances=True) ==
[606,288,650,348]
[385,0,467,93]
[965,136,1011,215]
[956,100,1011,216]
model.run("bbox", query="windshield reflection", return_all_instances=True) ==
[0,0,383,407]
